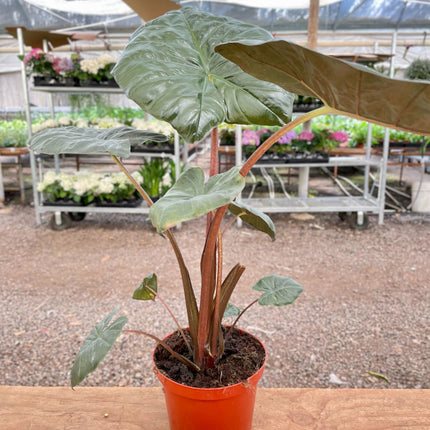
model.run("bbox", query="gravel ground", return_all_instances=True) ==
[1,204,429,389]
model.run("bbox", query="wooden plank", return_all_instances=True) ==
[0,386,429,429]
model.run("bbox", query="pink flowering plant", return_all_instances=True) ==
[314,128,349,151]
[19,48,59,77]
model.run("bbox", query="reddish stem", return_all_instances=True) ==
[197,204,228,367]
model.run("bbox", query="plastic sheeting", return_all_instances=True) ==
[1,0,430,33]
[181,0,430,32]
[0,0,141,34]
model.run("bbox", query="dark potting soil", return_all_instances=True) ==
[154,328,265,389]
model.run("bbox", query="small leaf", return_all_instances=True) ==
[229,200,276,240]
[133,274,158,301]
[223,302,241,318]
[29,126,168,158]
[252,275,303,306]
[367,371,390,384]
[149,166,245,232]
[70,308,128,388]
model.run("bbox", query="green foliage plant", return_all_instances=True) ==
[405,58,430,81]
[0,120,28,148]
[138,158,170,199]
[29,8,430,387]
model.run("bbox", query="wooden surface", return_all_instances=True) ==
[1,386,429,429]
[0,147,29,156]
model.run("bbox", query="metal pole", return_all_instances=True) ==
[18,28,41,224]
[378,31,397,225]
[42,39,60,174]
[363,123,373,198]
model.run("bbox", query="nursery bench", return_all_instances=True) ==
[0,147,29,203]
[0,386,429,429]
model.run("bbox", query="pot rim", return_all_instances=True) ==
[153,326,266,398]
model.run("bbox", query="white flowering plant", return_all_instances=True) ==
[95,171,143,203]
[78,53,118,83]
[37,171,144,205]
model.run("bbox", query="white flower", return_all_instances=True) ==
[43,119,58,129]
[97,54,116,68]
[37,170,58,191]
[131,118,146,129]
[58,173,74,191]
[32,124,43,134]
[96,117,122,129]
[58,116,72,126]
[43,171,58,186]
[80,58,100,75]
[75,118,89,128]
[96,176,115,194]
[132,171,143,184]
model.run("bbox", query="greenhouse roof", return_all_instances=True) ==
[1,0,430,35]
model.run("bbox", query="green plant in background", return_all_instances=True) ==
[405,58,430,81]
[29,8,430,388]
[138,158,170,199]
[0,120,28,148]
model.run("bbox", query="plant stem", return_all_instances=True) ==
[163,229,199,347]
[146,286,192,354]
[110,153,153,206]
[110,154,199,348]
[222,211,245,236]
[197,204,228,367]
[123,330,200,372]
[206,128,220,234]
[227,299,259,337]
[210,127,219,176]
[210,227,223,357]
[240,106,333,177]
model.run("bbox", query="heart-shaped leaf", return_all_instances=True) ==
[216,40,430,136]
[223,302,241,318]
[29,126,168,158]
[149,166,245,232]
[252,275,303,306]
[70,308,128,388]
[229,200,276,240]
[112,8,294,143]
[133,274,158,301]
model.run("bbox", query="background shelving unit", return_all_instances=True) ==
[27,84,194,229]
[232,120,389,228]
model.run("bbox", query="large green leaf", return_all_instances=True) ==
[70,309,128,388]
[133,274,158,301]
[216,40,430,136]
[112,8,294,143]
[149,166,245,232]
[252,275,303,306]
[229,200,276,240]
[29,126,168,158]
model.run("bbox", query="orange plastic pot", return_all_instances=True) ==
[153,330,266,430]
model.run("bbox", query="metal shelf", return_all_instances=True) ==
[232,122,390,225]
[241,195,379,213]
[31,86,123,94]
[253,156,380,169]
[24,78,186,227]
[38,203,149,215]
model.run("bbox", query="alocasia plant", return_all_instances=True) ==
[29,8,430,386]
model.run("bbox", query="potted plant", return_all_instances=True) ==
[30,8,430,430]
[19,48,61,85]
